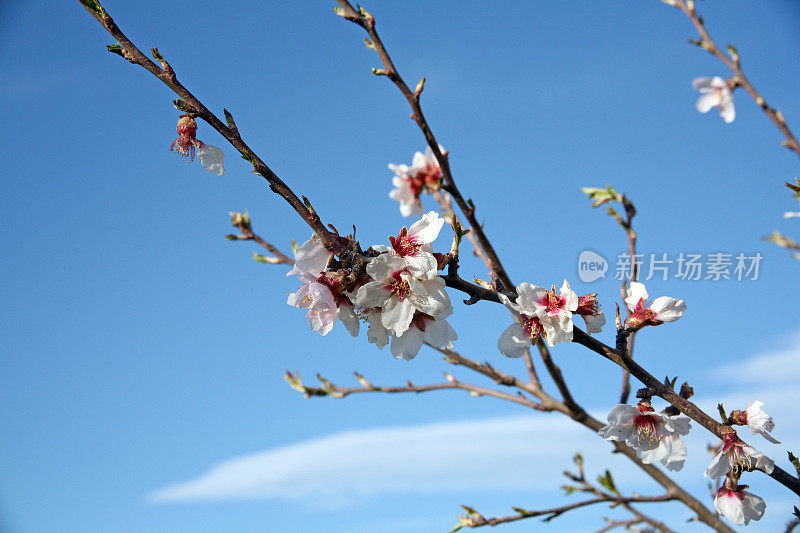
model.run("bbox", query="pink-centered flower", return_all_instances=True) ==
[598,402,691,470]
[365,307,457,361]
[373,211,444,280]
[170,116,225,175]
[286,236,358,337]
[693,76,735,124]
[736,401,780,444]
[388,146,444,217]
[354,254,450,336]
[624,281,686,330]
[705,433,774,480]
[714,485,766,526]
[575,292,606,334]
[497,280,578,356]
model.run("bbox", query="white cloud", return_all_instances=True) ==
[150,330,800,512]
[713,330,800,384]
[148,414,642,506]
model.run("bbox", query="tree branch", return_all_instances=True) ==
[666,0,800,158]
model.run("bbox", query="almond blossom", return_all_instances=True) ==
[388,146,444,217]
[714,484,766,526]
[693,76,735,123]
[388,162,423,217]
[598,401,691,471]
[575,292,606,334]
[497,280,578,356]
[353,254,450,336]
[365,307,457,361]
[286,236,358,337]
[170,115,226,175]
[372,211,444,279]
[735,401,780,444]
[623,281,686,330]
[705,433,774,480]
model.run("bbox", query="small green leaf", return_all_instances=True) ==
[597,470,618,494]
[80,0,104,14]
[223,108,238,132]
[105,43,124,57]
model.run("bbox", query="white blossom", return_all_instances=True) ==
[196,144,225,175]
[598,402,690,470]
[714,486,766,526]
[742,401,780,444]
[354,254,450,336]
[387,146,445,217]
[497,280,577,355]
[388,163,423,217]
[286,236,357,337]
[365,307,457,361]
[373,211,444,279]
[693,76,735,123]
[705,433,774,480]
[624,281,686,330]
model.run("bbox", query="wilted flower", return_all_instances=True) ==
[705,433,774,480]
[170,115,225,175]
[714,485,766,526]
[693,76,735,123]
[575,292,606,334]
[598,401,691,470]
[624,281,686,330]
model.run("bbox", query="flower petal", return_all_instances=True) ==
[497,323,529,358]
[196,144,225,175]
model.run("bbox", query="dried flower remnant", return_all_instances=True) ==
[170,115,225,175]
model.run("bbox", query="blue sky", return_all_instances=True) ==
[3,1,800,531]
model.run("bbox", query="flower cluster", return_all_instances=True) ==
[170,115,226,175]
[598,401,691,471]
[497,280,605,356]
[355,212,456,360]
[389,146,444,217]
[287,211,455,361]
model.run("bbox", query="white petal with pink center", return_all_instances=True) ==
[714,487,766,526]
[354,254,450,336]
[624,281,686,328]
[497,289,557,357]
[287,277,338,336]
[389,163,423,217]
[380,211,444,279]
[704,434,775,479]
[744,401,780,444]
[598,404,690,468]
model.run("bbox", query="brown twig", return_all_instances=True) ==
[284,370,543,410]
[77,0,346,258]
[666,0,800,158]
[335,1,514,291]
[458,494,674,530]
[227,211,295,265]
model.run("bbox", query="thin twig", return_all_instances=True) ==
[335,1,514,290]
[667,0,800,158]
